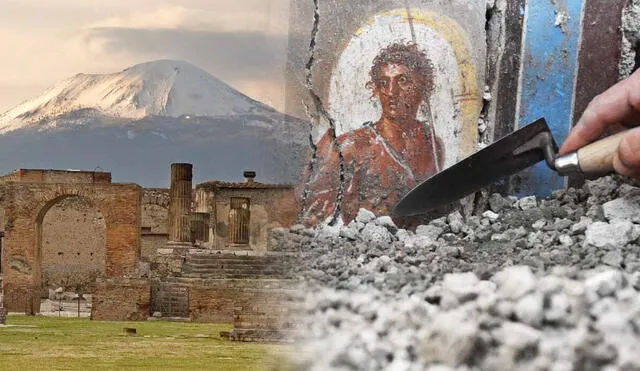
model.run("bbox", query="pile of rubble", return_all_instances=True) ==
[279,176,640,371]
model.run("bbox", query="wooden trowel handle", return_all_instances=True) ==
[555,130,628,176]
[577,131,627,174]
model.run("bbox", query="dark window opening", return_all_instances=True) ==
[229,198,250,244]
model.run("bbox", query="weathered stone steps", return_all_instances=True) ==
[181,253,296,279]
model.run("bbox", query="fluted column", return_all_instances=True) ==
[168,163,193,243]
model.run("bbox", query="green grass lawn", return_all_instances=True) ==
[0,315,297,370]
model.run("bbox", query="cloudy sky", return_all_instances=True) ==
[0,0,291,113]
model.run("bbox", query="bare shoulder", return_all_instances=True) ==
[337,125,376,150]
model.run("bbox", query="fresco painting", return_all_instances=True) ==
[297,9,482,226]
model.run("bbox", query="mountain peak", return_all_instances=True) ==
[0,60,273,133]
[122,59,203,75]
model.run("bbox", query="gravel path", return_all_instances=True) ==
[273,176,640,371]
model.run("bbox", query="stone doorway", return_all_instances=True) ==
[37,196,106,315]
[0,179,141,313]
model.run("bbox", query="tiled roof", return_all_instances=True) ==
[196,180,293,190]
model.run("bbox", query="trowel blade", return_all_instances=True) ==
[393,118,554,216]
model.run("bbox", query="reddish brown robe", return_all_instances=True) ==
[297,121,444,227]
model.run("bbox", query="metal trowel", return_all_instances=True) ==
[393,118,628,216]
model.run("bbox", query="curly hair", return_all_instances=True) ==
[367,42,435,95]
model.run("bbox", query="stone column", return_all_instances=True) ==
[168,163,193,243]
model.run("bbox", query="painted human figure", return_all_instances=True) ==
[298,42,445,226]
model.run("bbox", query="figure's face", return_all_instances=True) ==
[372,63,427,122]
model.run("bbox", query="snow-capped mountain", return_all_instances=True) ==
[0,60,310,186]
[0,60,278,133]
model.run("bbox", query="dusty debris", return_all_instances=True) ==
[273,175,640,370]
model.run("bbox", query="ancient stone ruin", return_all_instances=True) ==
[0,164,301,341]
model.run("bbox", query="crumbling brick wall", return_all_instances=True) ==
[141,188,169,261]
[1,181,141,312]
[41,196,106,293]
[91,279,150,321]
[188,279,300,324]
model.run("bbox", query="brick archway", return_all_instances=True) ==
[36,194,107,294]
[1,182,141,313]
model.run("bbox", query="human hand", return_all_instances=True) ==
[560,69,640,178]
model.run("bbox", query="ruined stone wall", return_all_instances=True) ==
[142,204,169,234]
[141,234,167,262]
[186,278,299,324]
[0,169,111,184]
[141,188,170,261]
[89,277,300,324]
[229,281,302,342]
[41,196,106,293]
[142,188,169,233]
[0,172,19,184]
[188,281,237,322]
[1,182,141,313]
[197,187,297,250]
[91,279,150,321]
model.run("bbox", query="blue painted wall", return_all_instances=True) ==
[517,0,584,196]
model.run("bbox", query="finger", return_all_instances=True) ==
[560,70,640,154]
[613,126,640,177]
[613,152,640,179]
[610,122,631,133]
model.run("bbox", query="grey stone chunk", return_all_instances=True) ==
[415,225,444,241]
[316,224,340,239]
[553,218,573,231]
[430,217,449,229]
[406,235,439,250]
[347,219,365,233]
[355,208,376,224]
[585,270,624,298]
[532,219,547,230]
[558,234,574,247]
[544,292,571,324]
[584,176,618,198]
[339,226,359,241]
[447,211,465,234]
[571,217,593,235]
[630,272,640,290]
[585,220,635,248]
[505,226,528,240]
[603,195,640,223]
[361,223,393,245]
[420,309,481,367]
[489,193,510,213]
[602,250,624,268]
[482,210,499,222]
[437,245,463,258]
[518,196,538,210]
[618,184,640,197]
[514,292,544,328]
[495,321,541,351]
[395,229,411,244]
[492,266,536,300]
[374,216,398,233]
[440,272,481,308]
